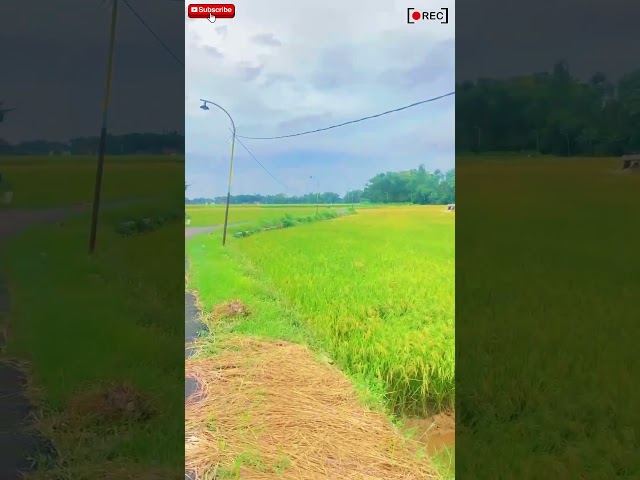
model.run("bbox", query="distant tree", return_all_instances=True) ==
[344,189,363,203]
[184,166,455,206]
[0,132,186,156]
[456,62,640,155]
[362,166,455,205]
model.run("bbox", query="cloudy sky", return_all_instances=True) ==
[457,0,640,82]
[1,0,184,144]
[185,1,455,198]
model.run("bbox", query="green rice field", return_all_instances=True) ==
[187,205,455,415]
[1,155,182,208]
[185,203,355,226]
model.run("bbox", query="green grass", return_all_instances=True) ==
[0,155,183,208]
[456,155,640,478]
[186,230,319,357]
[188,205,455,415]
[432,446,455,479]
[1,157,184,478]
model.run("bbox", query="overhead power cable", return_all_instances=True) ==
[236,91,455,140]
[122,0,185,67]
[229,128,292,191]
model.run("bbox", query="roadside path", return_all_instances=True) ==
[184,224,240,480]
[184,224,246,396]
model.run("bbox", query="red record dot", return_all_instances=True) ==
[412,11,421,20]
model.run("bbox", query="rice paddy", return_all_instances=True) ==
[455,155,640,479]
[235,206,454,414]
[185,204,348,226]
[1,155,182,208]
[188,205,455,415]
[186,203,455,478]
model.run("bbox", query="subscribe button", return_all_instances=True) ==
[188,4,235,19]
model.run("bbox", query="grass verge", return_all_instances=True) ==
[2,201,184,479]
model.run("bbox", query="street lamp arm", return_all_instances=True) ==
[200,99,236,135]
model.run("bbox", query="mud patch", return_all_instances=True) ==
[403,410,455,456]
[185,376,202,404]
[185,292,205,350]
[65,382,156,427]
[212,299,250,319]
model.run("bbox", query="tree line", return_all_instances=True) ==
[186,165,455,205]
[0,132,185,155]
[456,61,640,156]
[362,165,455,204]
[186,192,347,205]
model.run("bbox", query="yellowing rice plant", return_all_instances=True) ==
[234,205,455,414]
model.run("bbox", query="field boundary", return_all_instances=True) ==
[232,207,356,239]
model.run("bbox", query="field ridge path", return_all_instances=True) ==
[184,222,245,368]
[184,224,244,392]
[184,223,242,480]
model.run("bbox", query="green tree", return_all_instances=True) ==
[456,62,640,155]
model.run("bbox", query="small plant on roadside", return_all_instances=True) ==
[115,210,182,236]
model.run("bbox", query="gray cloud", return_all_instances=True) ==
[308,47,359,90]
[202,45,224,59]
[261,73,296,87]
[237,62,263,82]
[385,39,455,88]
[251,33,282,47]
[1,0,184,142]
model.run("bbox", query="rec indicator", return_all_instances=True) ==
[188,4,235,19]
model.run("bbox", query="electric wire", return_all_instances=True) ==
[236,91,455,140]
[122,0,185,67]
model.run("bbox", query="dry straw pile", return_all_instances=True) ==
[185,337,435,479]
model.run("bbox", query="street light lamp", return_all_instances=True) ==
[199,98,236,246]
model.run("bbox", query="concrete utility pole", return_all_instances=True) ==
[310,176,319,214]
[199,99,236,246]
[89,0,119,253]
